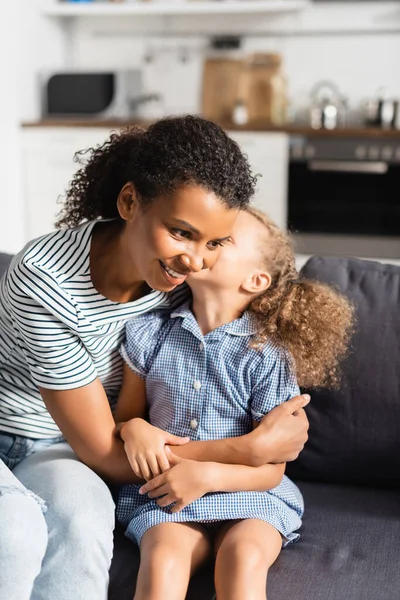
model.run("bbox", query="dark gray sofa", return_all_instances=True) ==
[1,252,399,599]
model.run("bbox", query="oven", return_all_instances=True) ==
[287,136,400,259]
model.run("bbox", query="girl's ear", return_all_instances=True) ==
[242,270,272,295]
[117,182,140,221]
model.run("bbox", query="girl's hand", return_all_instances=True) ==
[120,419,190,481]
[139,449,212,512]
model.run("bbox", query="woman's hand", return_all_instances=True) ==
[251,394,310,466]
[120,418,190,481]
[139,450,212,512]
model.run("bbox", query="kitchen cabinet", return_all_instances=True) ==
[22,128,111,240]
[228,131,289,228]
[21,127,289,242]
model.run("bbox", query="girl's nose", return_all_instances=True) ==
[180,253,204,273]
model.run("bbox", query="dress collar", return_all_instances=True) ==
[170,301,259,338]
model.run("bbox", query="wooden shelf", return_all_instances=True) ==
[43,1,310,18]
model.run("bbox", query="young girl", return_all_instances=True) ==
[114,207,354,600]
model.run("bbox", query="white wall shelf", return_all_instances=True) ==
[43,1,310,18]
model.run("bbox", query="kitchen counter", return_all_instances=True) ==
[21,119,400,138]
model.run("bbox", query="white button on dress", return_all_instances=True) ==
[199,342,204,351]
[193,380,202,390]
[190,419,198,429]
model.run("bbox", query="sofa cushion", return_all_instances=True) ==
[287,257,400,488]
[110,482,400,600]
[267,481,400,600]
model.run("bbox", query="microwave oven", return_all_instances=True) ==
[42,71,142,119]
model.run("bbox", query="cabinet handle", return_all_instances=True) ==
[308,160,388,174]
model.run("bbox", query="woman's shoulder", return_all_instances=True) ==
[10,222,95,281]
[3,222,96,320]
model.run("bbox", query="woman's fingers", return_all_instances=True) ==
[170,500,186,513]
[156,493,176,507]
[147,483,170,499]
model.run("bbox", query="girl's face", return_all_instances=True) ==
[188,211,268,293]
[119,184,238,292]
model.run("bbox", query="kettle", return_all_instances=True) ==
[310,81,344,130]
[363,88,399,129]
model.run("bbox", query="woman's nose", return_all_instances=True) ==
[180,252,204,273]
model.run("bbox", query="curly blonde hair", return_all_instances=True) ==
[247,207,355,389]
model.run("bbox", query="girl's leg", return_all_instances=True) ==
[135,522,211,600]
[13,442,115,600]
[214,519,282,600]
[0,459,48,600]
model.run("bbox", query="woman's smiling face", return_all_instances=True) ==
[119,183,238,292]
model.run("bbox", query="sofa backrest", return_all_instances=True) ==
[0,253,12,278]
[287,256,400,489]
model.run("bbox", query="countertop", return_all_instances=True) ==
[21,119,400,138]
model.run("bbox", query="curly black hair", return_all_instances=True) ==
[56,115,257,228]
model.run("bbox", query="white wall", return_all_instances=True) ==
[0,0,64,253]
[0,2,24,252]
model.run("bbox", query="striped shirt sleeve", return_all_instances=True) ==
[5,258,97,390]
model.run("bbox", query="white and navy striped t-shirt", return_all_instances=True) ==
[0,220,182,439]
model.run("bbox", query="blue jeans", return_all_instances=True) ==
[0,433,115,600]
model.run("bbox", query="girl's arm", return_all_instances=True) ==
[114,364,190,480]
[139,451,286,512]
[113,363,147,423]
[140,419,288,504]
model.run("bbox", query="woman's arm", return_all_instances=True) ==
[116,363,310,469]
[41,376,309,484]
[39,380,143,484]
[119,392,310,469]
[205,461,286,493]
[161,394,310,466]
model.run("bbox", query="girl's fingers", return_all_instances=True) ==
[157,451,170,473]
[131,460,142,479]
[148,456,162,479]
[137,457,152,482]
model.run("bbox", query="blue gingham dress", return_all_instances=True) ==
[117,302,304,546]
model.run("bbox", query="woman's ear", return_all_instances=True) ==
[117,182,139,221]
[242,270,272,295]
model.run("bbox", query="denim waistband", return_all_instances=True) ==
[0,432,64,471]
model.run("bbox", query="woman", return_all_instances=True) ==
[0,115,309,600]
